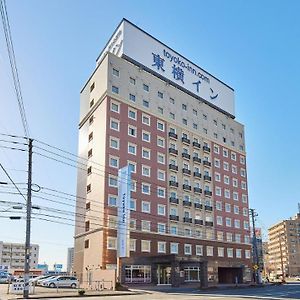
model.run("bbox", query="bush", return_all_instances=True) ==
[78,289,85,296]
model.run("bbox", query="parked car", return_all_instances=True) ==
[44,276,78,288]
[38,276,57,286]
[0,275,10,284]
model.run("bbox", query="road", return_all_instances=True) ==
[41,283,300,300]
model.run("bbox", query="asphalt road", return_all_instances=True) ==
[40,283,300,300]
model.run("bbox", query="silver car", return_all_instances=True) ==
[45,276,78,288]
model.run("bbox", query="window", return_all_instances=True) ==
[158,91,163,99]
[143,99,149,107]
[130,199,136,212]
[182,118,187,125]
[245,235,250,244]
[110,137,119,149]
[203,114,207,120]
[84,240,89,249]
[215,173,221,182]
[142,131,151,142]
[213,145,220,154]
[128,143,137,155]
[170,243,178,254]
[218,247,224,257]
[214,158,220,168]
[141,240,151,252]
[107,237,117,250]
[130,239,136,252]
[206,246,213,256]
[216,201,222,211]
[240,156,245,164]
[157,204,166,216]
[224,175,230,185]
[128,161,136,173]
[169,112,175,119]
[242,194,248,203]
[90,99,94,107]
[108,195,117,207]
[216,216,223,225]
[142,201,151,213]
[129,93,136,102]
[232,165,237,174]
[226,232,233,242]
[224,189,230,199]
[240,168,246,177]
[234,205,239,214]
[157,223,166,234]
[157,152,165,164]
[215,187,222,196]
[128,125,137,137]
[157,187,165,198]
[243,207,248,216]
[184,244,192,255]
[236,249,242,258]
[110,119,119,131]
[170,97,175,104]
[192,109,197,115]
[223,148,229,157]
[234,219,241,228]
[170,225,177,235]
[86,184,91,193]
[225,204,231,213]
[85,220,90,232]
[182,104,187,110]
[157,137,165,148]
[196,245,203,256]
[193,123,198,129]
[235,234,241,243]
[129,77,136,85]
[223,162,229,171]
[88,132,93,142]
[142,183,151,195]
[142,114,150,125]
[226,217,232,227]
[142,148,151,160]
[141,220,151,232]
[217,231,224,241]
[109,156,119,168]
[88,149,93,158]
[112,68,119,77]
[158,107,163,114]
[157,121,165,131]
[90,82,95,92]
[227,248,234,258]
[241,181,247,190]
[112,86,119,94]
[157,242,166,253]
[86,202,91,210]
[128,108,137,120]
[108,176,118,187]
[244,221,249,230]
[157,170,165,181]
[232,178,238,188]
[233,192,239,201]
[142,165,151,177]
[231,152,237,161]
[143,83,149,92]
[89,115,94,125]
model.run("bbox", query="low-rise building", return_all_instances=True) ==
[67,247,74,274]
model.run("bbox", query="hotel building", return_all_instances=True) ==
[74,19,252,286]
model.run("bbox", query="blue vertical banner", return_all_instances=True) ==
[117,165,131,258]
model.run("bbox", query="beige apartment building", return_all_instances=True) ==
[74,19,252,286]
[268,213,300,277]
[0,241,39,270]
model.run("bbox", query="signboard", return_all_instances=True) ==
[54,264,63,272]
[97,19,235,117]
[117,165,131,258]
[9,282,34,295]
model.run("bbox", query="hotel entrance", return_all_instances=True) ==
[157,265,171,285]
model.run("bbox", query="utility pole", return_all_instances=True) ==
[23,138,33,299]
[250,208,259,284]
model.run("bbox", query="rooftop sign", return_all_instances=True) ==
[97,19,235,117]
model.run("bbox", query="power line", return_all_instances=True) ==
[0,0,30,137]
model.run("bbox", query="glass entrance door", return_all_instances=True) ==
[158,265,171,285]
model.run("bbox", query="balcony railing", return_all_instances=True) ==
[193,141,201,148]
[181,137,190,144]
[204,190,212,196]
[183,184,191,191]
[205,205,213,211]
[183,217,193,223]
[203,145,211,153]
[183,200,192,207]
[195,219,203,225]
[194,187,202,194]
[169,180,178,187]
[204,175,212,181]
[203,160,211,167]
[170,215,179,221]
[194,203,203,209]
[193,157,201,164]
[193,172,201,179]
[169,164,178,171]
[169,148,178,155]
[182,168,191,175]
[169,197,179,204]
[169,132,178,139]
[205,221,214,227]
[182,152,190,159]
